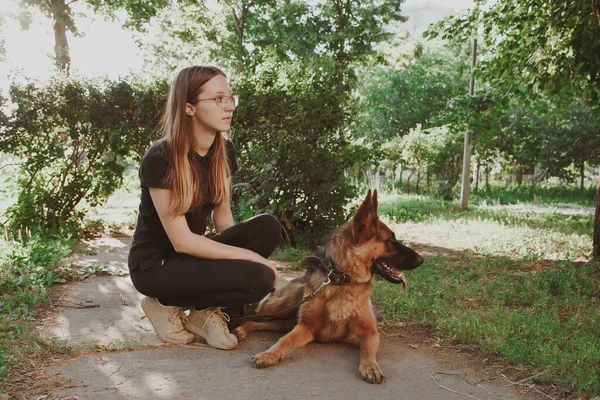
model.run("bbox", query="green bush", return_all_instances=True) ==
[0,76,165,234]
[0,68,361,246]
[232,57,360,245]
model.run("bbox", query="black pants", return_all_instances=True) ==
[130,214,281,309]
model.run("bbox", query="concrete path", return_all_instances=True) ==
[35,236,540,400]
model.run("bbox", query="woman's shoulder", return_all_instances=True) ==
[224,136,238,174]
[144,139,171,160]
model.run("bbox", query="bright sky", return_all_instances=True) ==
[404,0,476,11]
[0,1,144,93]
[0,0,479,94]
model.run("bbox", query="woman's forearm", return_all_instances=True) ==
[176,232,263,263]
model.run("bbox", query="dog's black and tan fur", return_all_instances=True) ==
[233,190,423,383]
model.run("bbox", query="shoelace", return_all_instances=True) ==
[199,308,231,331]
[168,308,188,331]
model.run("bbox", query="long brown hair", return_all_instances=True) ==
[160,66,231,215]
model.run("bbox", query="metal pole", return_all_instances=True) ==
[460,38,477,211]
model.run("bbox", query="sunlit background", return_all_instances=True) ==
[0,1,143,91]
[0,0,475,92]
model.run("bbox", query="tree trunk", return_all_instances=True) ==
[406,171,414,193]
[593,4,600,256]
[332,0,347,89]
[475,161,480,193]
[53,20,70,73]
[594,176,600,258]
[231,2,249,72]
[399,164,403,185]
[580,161,585,190]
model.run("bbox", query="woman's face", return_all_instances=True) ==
[188,74,236,134]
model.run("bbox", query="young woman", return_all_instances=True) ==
[128,66,281,350]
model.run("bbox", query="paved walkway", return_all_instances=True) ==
[34,236,540,400]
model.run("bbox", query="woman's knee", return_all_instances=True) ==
[247,263,276,301]
[130,269,159,298]
[255,213,282,245]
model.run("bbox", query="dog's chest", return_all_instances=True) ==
[324,290,370,322]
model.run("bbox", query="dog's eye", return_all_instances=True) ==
[387,235,396,242]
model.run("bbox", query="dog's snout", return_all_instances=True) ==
[405,253,424,270]
[415,255,424,267]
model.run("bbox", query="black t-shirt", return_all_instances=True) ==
[128,138,239,271]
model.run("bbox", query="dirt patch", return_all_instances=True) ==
[3,327,79,399]
[5,369,76,400]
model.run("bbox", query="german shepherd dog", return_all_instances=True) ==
[233,190,424,383]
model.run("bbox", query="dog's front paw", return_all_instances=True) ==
[359,361,385,384]
[233,326,247,342]
[252,351,281,368]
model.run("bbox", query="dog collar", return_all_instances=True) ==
[303,255,353,285]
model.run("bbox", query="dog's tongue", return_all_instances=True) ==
[399,272,407,290]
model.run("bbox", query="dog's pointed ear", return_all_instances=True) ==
[372,189,378,215]
[352,189,376,241]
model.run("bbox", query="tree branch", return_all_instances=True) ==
[0,163,21,171]
[24,165,41,193]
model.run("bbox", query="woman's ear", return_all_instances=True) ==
[185,103,195,116]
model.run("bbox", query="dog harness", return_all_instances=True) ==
[302,255,353,285]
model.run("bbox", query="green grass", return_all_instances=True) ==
[469,183,596,207]
[0,233,74,392]
[378,193,593,260]
[374,256,600,396]
[378,195,593,235]
[272,245,313,270]
[373,192,599,397]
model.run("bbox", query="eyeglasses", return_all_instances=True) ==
[194,95,239,108]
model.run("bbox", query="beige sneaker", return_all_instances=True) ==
[141,297,195,345]
[186,307,238,350]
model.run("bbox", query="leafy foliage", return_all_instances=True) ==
[137,0,408,244]
[357,46,469,143]
[17,0,175,32]
[424,0,600,250]
[427,1,600,96]
[444,86,600,186]
[232,56,359,245]
[405,125,463,199]
[0,76,164,233]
